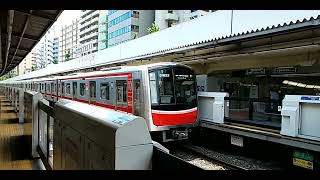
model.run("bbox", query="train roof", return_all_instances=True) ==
[1,62,193,83]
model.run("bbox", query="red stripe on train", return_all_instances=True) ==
[152,109,197,126]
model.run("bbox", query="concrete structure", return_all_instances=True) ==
[155,10,215,30]
[78,10,100,56]
[98,10,108,50]
[59,19,79,62]
[107,10,155,47]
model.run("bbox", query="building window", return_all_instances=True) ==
[100,83,110,100]
[168,20,175,27]
[132,11,139,18]
[131,25,139,33]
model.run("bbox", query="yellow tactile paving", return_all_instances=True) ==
[0,95,37,170]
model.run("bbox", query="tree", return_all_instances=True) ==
[65,49,71,61]
[147,22,160,34]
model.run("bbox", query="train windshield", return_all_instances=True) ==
[149,66,197,111]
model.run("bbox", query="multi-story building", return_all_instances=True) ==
[98,10,108,51]
[53,37,59,63]
[107,10,155,47]
[18,49,37,75]
[32,28,54,70]
[155,10,216,30]
[78,10,100,56]
[59,19,79,62]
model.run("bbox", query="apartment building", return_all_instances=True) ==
[78,10,100,56]
[107,10,155,47]
[59,19,79,62]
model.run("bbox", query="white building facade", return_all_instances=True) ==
[59,19,79,62]
[155,10,216,30]
[78,10,100,56]
[34,29,54,70]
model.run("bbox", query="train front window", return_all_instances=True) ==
[158,69,174,104]
[149,66,197,110]
[174,68,196,104]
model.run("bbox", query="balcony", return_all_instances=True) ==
[165,13,179,21]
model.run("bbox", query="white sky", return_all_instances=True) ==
[52,10,82,36]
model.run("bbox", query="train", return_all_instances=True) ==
[3,62,198,142]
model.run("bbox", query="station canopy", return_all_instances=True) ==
[0,10,62,76]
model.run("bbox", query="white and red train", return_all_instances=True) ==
[5,62,198,142]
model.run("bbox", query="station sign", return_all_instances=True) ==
[301,96,320,101]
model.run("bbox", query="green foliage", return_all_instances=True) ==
[147,22,160,34]
[65,49,71,61]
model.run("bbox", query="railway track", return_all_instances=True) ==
[167,141,285,170]
[179,144,248,170]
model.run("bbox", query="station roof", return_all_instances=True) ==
[3,10,320,82]
[0,10,62,76]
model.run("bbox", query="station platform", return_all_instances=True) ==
[199,120,320,152]
[0,96,44,170]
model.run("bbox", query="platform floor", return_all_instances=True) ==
[0,96,44,170]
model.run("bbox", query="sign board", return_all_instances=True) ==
[231,135,243,147]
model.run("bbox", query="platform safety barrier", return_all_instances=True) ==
[0,85,204,170]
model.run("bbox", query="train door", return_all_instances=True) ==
[89,80,96,103]
[72,81,78,99]
[133,80,141,116]
[78,80,88,102]
[116,79,127,111]
[65,81,72,99]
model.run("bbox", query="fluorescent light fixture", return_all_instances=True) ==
[314,85,320,89]
[306,85,315,89]
[288,81,298,86]
[282,80,289,84]
[297,83,307,88]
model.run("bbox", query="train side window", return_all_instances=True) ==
[100,83,110,100]
[51,83,54,92]
[89,81,96,99]
[116,80,127,104]
[80,83,85,96]
[72,82,77,97]
[66,83,71,94]
[62,82,65,95]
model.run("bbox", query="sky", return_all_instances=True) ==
[52,10,82,36]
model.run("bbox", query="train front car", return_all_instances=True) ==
[146,63,198,142]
